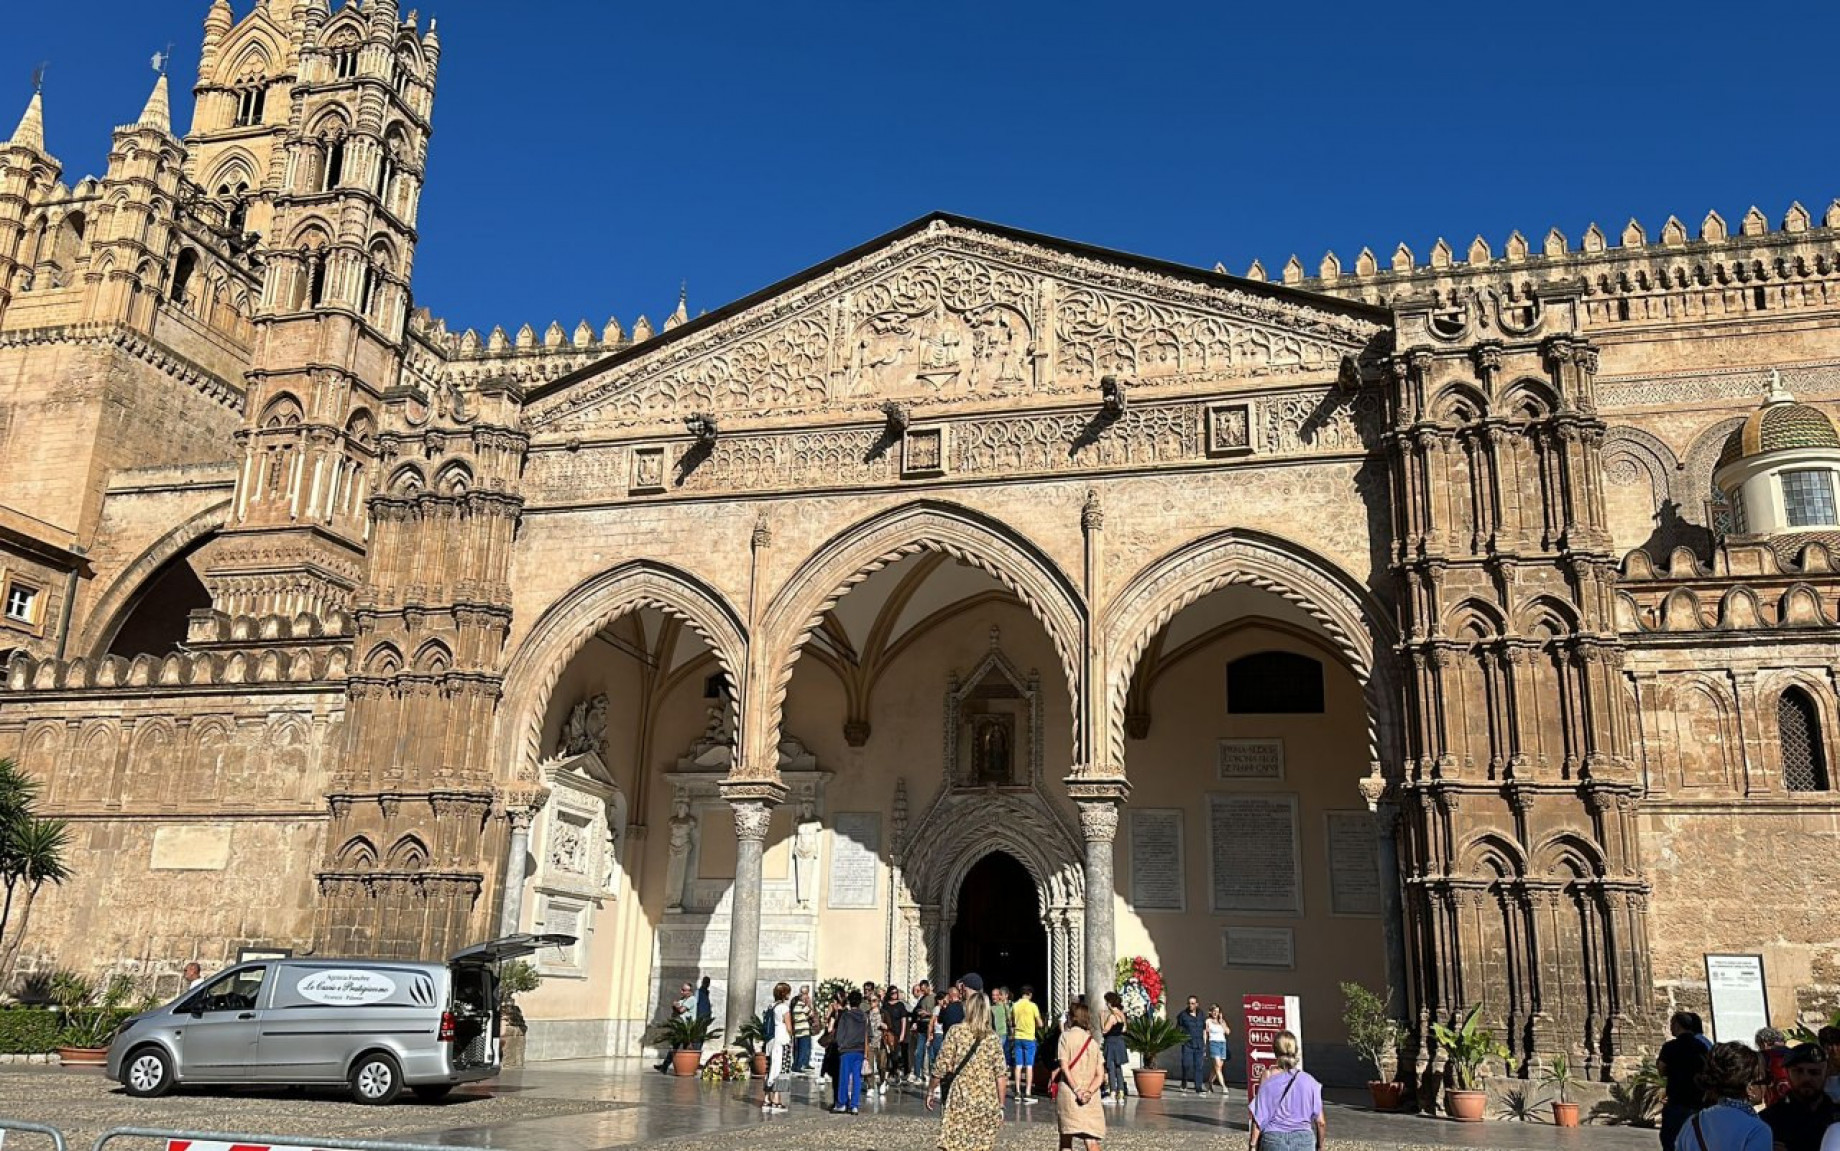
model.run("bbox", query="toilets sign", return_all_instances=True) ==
[1242,992,1302,1098]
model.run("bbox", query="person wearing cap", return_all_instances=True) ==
[1763,1043,1836,1151]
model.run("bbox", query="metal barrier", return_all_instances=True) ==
[93,1130,482,1151]
[0,1118,70,1151]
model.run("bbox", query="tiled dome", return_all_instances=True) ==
[1715,382,1840,471]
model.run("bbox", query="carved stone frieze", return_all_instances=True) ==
[526,223,1381,435]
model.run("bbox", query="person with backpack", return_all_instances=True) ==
[761,982,792,1114]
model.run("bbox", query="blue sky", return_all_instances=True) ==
[5,1,1836,335]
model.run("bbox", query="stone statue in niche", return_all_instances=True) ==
[558,693,609,758]
[792,800,821,908]
[973,713,1014,785]
[664,795,697,911]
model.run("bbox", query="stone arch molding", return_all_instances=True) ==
[496,560,748,789]
[1101,528,1401,773]
[755,500,1085,774]
[905,790,1085,918]
[77,499,230,658]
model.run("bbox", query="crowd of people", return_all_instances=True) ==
[1659,1011,1840,1151]
[741,972,1140,1150]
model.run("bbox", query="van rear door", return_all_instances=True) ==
[445,935,575,1071]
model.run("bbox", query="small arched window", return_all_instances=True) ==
[235,84,266,127]
[333,48,360,80]
[1227,650,1325,714]
[1779,687,1829,792]
[322,136,345,191]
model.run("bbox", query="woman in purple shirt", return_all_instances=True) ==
[1247,1032,1324,1151]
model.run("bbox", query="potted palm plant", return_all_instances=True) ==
[52,972,148,1067]
[648,1013,720,1076]
[1540,1051,1581,1127]
[1431,1004,1508,1122]
[735,1017,768,1078]
[1341,982,1405,1110]
[1124,1014,1188,1099]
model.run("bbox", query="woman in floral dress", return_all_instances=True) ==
[927,990,1006,1151]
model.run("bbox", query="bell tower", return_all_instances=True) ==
[201,0,438,626]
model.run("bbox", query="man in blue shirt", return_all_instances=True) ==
[1175,996,1207,1093]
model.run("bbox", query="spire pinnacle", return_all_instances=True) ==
[134,73,171,134]
[8,90,43,152]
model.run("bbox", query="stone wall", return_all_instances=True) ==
[0,649,343,981]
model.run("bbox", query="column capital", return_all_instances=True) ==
[1076,800,1120,844]
[730,799,773,843]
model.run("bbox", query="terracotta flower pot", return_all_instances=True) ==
[1552,1101,1580,1127]
[1444,1087,1486,1122]
[1132,1068,1168,1099]
[671,1049,703,1076]
[56,1046,109,1068]
[750,1054,769,1078]
[1367,1080,1405,1110]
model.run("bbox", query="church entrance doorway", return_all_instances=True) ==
[949,851,1047,999]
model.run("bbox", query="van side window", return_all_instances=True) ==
[195,966,267,1012]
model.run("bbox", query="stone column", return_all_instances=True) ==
[498,802,541,936]
[1073,787,1124,1012]
[720,784,779,1036]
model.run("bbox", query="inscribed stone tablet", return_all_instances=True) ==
[1326,810,1382,917]
[1208,793,1302,914]
[1129,809,1185,911]
[1223,927,1296,969]
[150,824,231,870]
[828,812,881,909]
[1217,738,1284,781]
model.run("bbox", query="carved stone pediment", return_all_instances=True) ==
[525,215,1385,436]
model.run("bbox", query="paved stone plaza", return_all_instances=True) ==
[0,1061,1659,1151]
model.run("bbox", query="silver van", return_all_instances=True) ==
[104,933,571,1104]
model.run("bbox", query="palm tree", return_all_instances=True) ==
[0,816,73,987]
[0,757,43,947]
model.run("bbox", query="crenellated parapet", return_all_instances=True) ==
[1247,200,1840,337]
[3,642,349,694]
[1618,539,1840,634]
[403,292,688,395]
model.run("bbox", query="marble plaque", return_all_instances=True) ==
[1223,927,1296,969]
[1217,738,1284,781]
[1326,810,1382,917]
[150,825,232,870]
[1208,793,1302,915]
[1128,809,1186,911]
[828,812,881,909]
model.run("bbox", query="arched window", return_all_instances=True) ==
[358,259,378,317]
[1779,687,1829,792]
[333,48,360,79]
[235,84,266,127]
[322,136,345,191]
[168,249,199,305]
[1226,650,1325,714]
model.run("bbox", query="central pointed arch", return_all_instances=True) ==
[1102,528,1401,774]
[754,500,1085,772]
[495,559,748,788]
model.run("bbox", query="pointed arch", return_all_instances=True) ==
[1499,377,1560,421]
[77,499,229,657]
[495,559,749,789]
[334,834,378,870]
[758,499,1085,776]
[1101,527,1397,773]
[260,393,304,428]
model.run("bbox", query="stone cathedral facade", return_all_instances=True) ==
[3,0,1839,1090]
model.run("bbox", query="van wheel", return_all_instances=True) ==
[411,1084,454,1101]
[123,1046,175,1098]
[349,1052,404,1105]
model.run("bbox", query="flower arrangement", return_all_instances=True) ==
[816,976,856,1006]
[1114,956,1164,1020]
[699,1050,747,1082]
